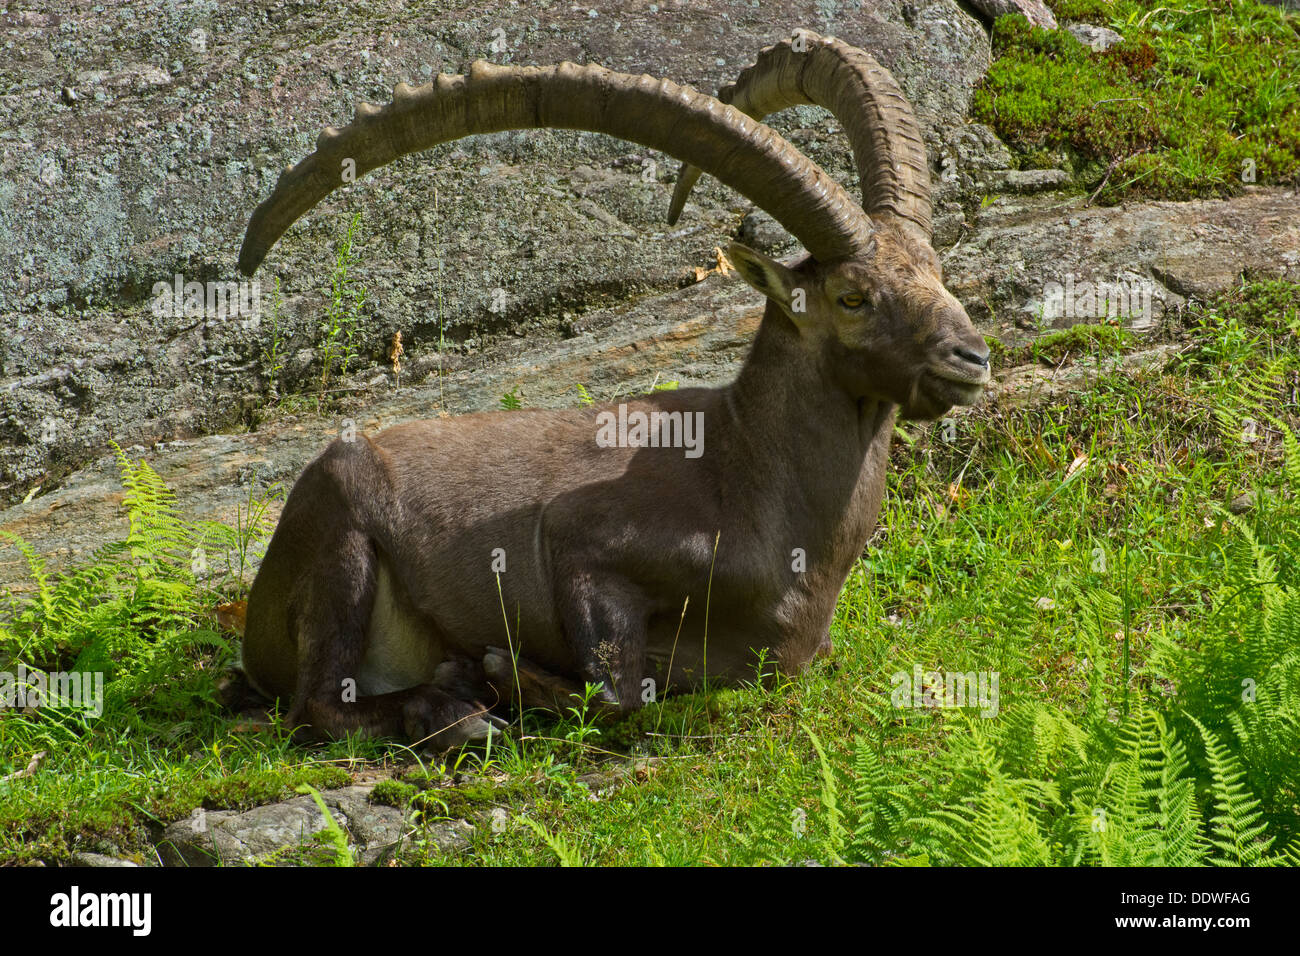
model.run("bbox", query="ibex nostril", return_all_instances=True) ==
[954,345,990,368]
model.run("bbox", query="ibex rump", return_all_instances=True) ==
[238,33,991,749]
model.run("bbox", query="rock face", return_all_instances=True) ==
[943,187,1300,332]
[156,784,472,866]
[1,0,991,505]
[965,0,1057,29]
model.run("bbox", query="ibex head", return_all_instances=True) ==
[727,223,988,420]
[668,33,989,420]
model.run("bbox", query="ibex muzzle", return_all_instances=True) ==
[238,33,989,750]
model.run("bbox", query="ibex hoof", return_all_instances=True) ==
[403,685,506,753]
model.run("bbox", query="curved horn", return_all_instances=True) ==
[239,60,876,275]
[668,32,932,239]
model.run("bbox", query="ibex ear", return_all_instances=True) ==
[727,242,801,317]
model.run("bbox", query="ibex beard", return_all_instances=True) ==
[237,34,990,750]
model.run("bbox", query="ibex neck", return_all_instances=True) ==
[723,306,896,558]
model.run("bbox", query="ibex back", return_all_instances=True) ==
[238,33,991,749]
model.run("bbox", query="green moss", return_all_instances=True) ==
[155,765,353,819]
[0,763,352,865]
[1048,0,1117,19]
[975,1,1300,203]
[369,779,417,807]
[995,323,1133,369]
[1214,278,1300,331]
[411,779,535,820]
[1037,322,1133,362]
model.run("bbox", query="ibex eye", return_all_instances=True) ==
[839,293,865,308]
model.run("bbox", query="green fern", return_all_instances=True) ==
[1152,511,1300,844]
[847,737,912,860]
[805,726,847,865]
[908,716,1060,866]
[738,683,1292,866]
[520,817,584,866]
[1190,716,1273,866]
[295,784,355,867]
[1075,708,1205,866]
[1,444,270,747]
[731,744,817,865]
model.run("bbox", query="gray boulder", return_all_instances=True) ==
[155,784,472,866]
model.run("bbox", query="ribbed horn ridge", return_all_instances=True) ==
[668,31,932,239]
[238,60,877,275]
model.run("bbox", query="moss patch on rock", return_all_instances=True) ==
[368,779,417,808]
[974,0,1300,202]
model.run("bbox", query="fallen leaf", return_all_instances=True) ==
[215,600,247,635]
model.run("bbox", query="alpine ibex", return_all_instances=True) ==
[237,32,990,749]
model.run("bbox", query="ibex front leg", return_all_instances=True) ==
[484,575,649,715]
[561,575,651,713]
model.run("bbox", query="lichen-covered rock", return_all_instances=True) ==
[992,168,1071,193]
[965,0,1058,29]
[154,784,471,866]
[942,188,1300,333]
[70,852,141,867]
[1067,23,1123,52]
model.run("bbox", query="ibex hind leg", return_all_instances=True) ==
[432,656,511,714]
[286,528,500,751]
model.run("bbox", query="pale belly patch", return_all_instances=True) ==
[357,560,444,695]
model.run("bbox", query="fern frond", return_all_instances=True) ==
[804,725,847,865]
[1190,715,1273,866]
[521,817,585,867]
